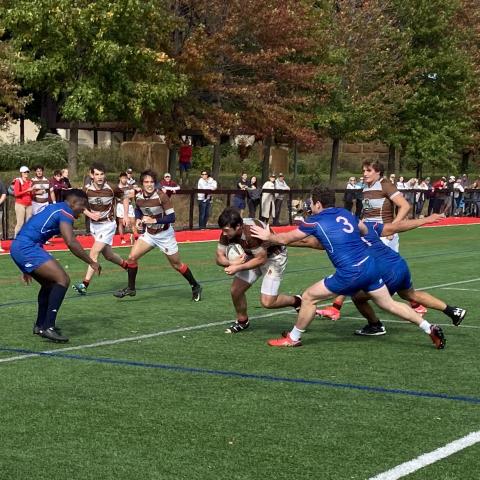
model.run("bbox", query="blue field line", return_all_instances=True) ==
[0,345,479,405]
[0,248,478,309]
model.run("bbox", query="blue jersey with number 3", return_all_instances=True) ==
[299,208,370,270]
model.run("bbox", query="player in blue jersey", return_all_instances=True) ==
[10,189,101,343]
[251,186,446,349]
[350,219,467,336]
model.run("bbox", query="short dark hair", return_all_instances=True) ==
[32,164,44,171]
[90,162,106,174]
[362,160,384,176]
[119,172,127,179]
[53,169,62,176]
[311,186,336,208]
[64,188,88,202]
[139,169,158,185]
[218,207,243,229]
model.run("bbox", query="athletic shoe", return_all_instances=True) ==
[429,324,446,349]
[449,307,467,327]
[413,304,428,315]
[113,287,137,298]
[192,284,202,302]
[293,294,302,312]
[40,327,69,343]
[72,282,88,295]
[267,333,302,347]
[316,306,341,321]
[354,322,386,336]
[225,320,250,334]
[34,325,62,335]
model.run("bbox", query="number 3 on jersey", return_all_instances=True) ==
[336,216,354,233]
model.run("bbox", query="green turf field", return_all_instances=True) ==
[0,225,479,479]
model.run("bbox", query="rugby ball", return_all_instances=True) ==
[226,243,245,263]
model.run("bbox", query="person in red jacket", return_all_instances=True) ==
[13,166,33,237]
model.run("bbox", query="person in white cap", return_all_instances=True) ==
[13,166,33,237]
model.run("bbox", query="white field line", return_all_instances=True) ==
[441,287,480,292]
[1,277,480,365]
[369,431,480,480]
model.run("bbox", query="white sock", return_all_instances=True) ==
[419,320,431,334]
[290,326,305,342]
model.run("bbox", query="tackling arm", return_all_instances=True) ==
[250,224,308,245]
[381,213,444,236]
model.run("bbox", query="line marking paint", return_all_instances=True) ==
[441,287,480,292]
[369,431,480,480]
[0,347,479,406]
[1,276,479,365]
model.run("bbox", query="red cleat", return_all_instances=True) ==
[316,306,341,321]
[413,304,428,316]
[267,333,302,347]
[429,324,446,349]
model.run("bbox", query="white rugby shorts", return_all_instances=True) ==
[90,220,117,246]
[235,250,288,296]
[139,225,178,255]
[380,233,399,253]
[116,203,135,218]
[32,202,48,216]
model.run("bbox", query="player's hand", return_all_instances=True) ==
[425,213,445,223]
[224,264,240,275]
[22,273,33,285]
[386,235,394,241]
[135,219,143,230]
[90,261,102,275]
[89,211,102,221]
[250,224,271,241]
[123,217,130,227]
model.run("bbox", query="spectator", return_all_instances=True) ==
[442,175,456,216]
[13,166,33,237]
[343,177,357,212]
[354,176,365,217]
[160,172,180,197]
[403,177,416,207]
[232,172,248,216]
[51,170,65,203]
[431,176,447,214]
[116,172,137,244]
[126,168,137,187]
[389,173,396,184]
[415,178,429,217]
[260,174,276,223]
[460,173,469,188]
[470,177,480,216]
[197,170,217,229]
[0,178,6,251]
[60,168,72,199]
[396,176,407,190]
[246,175,261,218]
[273,173,290,226]
[179,139,193,182]
[31,164,55,215]
[453,177,465,215]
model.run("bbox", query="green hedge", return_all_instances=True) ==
[0,134,68,171]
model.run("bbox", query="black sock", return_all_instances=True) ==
[128,265,138,290]
[443,305,455,317]
[36,285,51,329]
[180,266,199,287]
[44,284,68,329]
[293,295,302,309]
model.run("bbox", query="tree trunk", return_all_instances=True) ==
[293,139,298,181]
[168,145,178,177]
[461,151,471,173]
[212,142,221,180]
[329,138,340,186]
[416,162,421,179]
[261,136,272,184]
[387,145,395,176]
[19,115,25,144]
[68,124,79,179]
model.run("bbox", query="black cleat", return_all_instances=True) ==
[113,287,136,298]
[449,307,467,327]
[354,322,386,336]
[40,327,69,343]
[225,320,250,334]
[33,325,62,336]
[192,284,202,302]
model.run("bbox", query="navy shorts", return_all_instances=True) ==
[10,240,52,274]
[381,258,412,295]
[324,256,384,296]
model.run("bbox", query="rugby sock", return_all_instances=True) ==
[178,263,199,287]
[332,297,344,311]
[82,279,90,289]
[120,260,128,270]
[290,326,305,342]
[419,320,432,334]
[36,285,51,329]
[44,284,68,329]
[127,261,138,290]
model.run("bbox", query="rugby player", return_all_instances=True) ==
[251,187,446,349]
[216,207,301,333]
[72,163,132,294]
[10,189,101,342]
[113,169,202,301]
[317,160,427,323]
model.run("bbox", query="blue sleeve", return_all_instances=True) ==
[298,216,318,236]
[59,209,74,225]
[155,212,176,224]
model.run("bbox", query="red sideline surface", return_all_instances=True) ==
[1,217,479,255]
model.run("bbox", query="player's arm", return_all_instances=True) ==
[216,245,230,267]
[250,224,308,245]
[391,193,411,223]
[287,236,324,250]
[59,221,101,273]
[381,213,445,236]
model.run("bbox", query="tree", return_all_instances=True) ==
[1,0,187,175]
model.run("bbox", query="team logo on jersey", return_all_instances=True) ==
[144,208,153,215]
[94,197,104,206]
[362,198,372,210]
